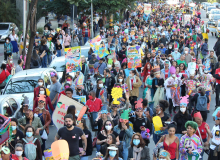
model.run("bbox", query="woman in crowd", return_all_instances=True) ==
[72,34,79,47]
[15,96,29,119]
[100,134,117,157]
[11,143,28,160]
[67,105,77,123]
[153,100,171,144]
[143,71,154,110]
[141,62,152,86]
[9,29,19,54]
[194,112,211,160]
[33,86,54,111]
[128,133,150,160]
[22,125,42,160]
[34,78,50,101]
[77,118,93,160]
[33,95,51,153]
[4,37,13,61]
[6,57,14,74]
[179,63,188,96]
[114,110,133,159]
[0,63,11,88]
[179,121,203,160]
[158,150,171,160]
[104,145,122,160]
[129,99,151,146]
[126,70,142,108]
[81,55,89,78]
[155,124,179,160]
[117,74,129,95]
[8,118,24,153]
[96,120,120,151]
[173,95,191,140]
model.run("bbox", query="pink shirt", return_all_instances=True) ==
[63,35,71,46]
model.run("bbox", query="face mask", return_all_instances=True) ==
[168,57,171,60]
[171,74,176,78]
[26,132,33,137]
[133,139,140,146]
[180,107,186,113]
[107,65,112,68]
[38,82,43,86]
[109,150,117,157]
[6,40,9,43]
[158,110,161,114]
[67,81,71,84]
[15,151,23,157]
[10,61,13,63]
[185,51,188,54]
[169,46,172,49]
[129,74,133,77]
[118,79,123,82]
[11,126,17,131]
[99,84,103,88]
[39,91,45,95]
[105,125,112,130]
[89,95,93,100]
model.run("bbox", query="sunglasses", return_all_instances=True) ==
[135,108,143,112]
[119,119,129,123]
[112,105,119,108]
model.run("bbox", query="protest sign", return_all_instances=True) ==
[127,45,142,68]
[52,94,84,130]
[144,4,151,15]
[73,96,86,105]
[65,47,81,73]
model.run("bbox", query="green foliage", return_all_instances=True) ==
[37,27,44,34]
[42,0,71,16]
[0,0,20,24]
[36,0,48,22]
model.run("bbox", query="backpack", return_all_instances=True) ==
[22,138,37,160]
[196,93,207,111]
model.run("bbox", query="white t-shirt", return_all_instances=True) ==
[210,125,220,150]
[52,55,57,61]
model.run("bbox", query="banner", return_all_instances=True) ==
[95,44,109,59]
[65,47,81,73]
[144,4,151,15]
[127,45,142,68]
[52,94,84,130]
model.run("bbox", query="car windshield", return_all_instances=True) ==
[213,16,220,20]
[0,24,9,30]
[208,7,216,11]
[4,76,40,94]
[211,10,220,14]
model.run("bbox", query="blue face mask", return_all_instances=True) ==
[26,132,33,138]
[11,126,17,131]
[133,139,140,146]
[109,150,117,157]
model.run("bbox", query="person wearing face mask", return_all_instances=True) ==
[75,84,89,100]
[118,45,127,64]
[93,79,107,103]
[104,69,116,104]
[6,57,14,74]
[183,47,192,64]
[86,90,103,113]
[11,143,28,160]
[154,124,179,160]
[22,125,42,160]
[103,145,122,160]
[60,75,75,91]
[8,119,24,154]
[4,37,13,61]
[165,44,174,55]
[15,96,29,120]
[107,63,117,77]
[33,87,54,111]
[164,67,181,116]
[100,134,117,157]
[34,95,51,153]
[128,133,150,160]
[171,48,181,61]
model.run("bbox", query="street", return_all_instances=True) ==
[0,8,218,160]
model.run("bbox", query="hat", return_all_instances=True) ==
[215,111,220,120]
[107,145,118,151]
[169,66,176,75]
[180,95,189,107]
[135,98,143,111]
[50,72,57,77]
[194,112,202,119]
[152,65,160,75]
[120,109,131,120]
[100,105,108,114]
[22,96,29,105]
[185,121,198,131]
[38,94,46,102]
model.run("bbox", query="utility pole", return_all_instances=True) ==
[91,0,94,38]
[23,0,26,39]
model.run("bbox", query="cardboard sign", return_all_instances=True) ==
[51,140,69,160]
[144,4,151,15]
[152,116,163,132]
[52,94,84,130]
[65,47,82,73]
[127,45,142,68]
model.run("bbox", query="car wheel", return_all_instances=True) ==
[215,33,217,37]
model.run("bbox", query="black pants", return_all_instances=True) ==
[208,149,220,160]
[169,98,173,114]
[129,96,137,110]
[181,84,186,96]
[4,52,12,61]
[215,84,220,106]
[200,110,207,122]
[188,95,193,114]
[41,139,46,154]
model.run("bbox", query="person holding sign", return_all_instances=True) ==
[55,114,87,160]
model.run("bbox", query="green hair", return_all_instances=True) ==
[185,121,198,131]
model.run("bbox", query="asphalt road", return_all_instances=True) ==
[0,9,218,159]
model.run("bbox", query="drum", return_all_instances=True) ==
[90,112,98,131]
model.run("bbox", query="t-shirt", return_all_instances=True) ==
[210,125,220,150]
[57,126,84,156]
[49,81,61,103]
[177,59,187,67]
[86,98,103,112]
[195,122,209,140]
[215,68,220,84]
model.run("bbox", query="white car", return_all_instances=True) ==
[0,68,58,114]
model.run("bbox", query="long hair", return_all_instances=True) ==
[142,62,152,77]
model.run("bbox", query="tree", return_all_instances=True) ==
[0,0,19,24]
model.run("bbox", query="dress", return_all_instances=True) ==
[9,34,19,52]
[179,134,203,160]
[143,76,153,102]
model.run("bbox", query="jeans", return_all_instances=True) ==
[57,50,61,57]
[80,156,88,160]
[42,54,47,68]
[79,39,82,46]
[41,139,46,154]
[121,141,128,160]
[84,37,89,44]
[48,102,56,125]
[96,144,101,152]
[47,54,52,65]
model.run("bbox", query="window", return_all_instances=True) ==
[44,73,51,88]
[2,98,18,117]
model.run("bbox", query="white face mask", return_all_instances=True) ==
[10,61,13,63]
[185,51,188,54]
[39,91,45,95]
[6,40,9,43]
[107,65,112,68]
[105,125,112,130]
[67,81,71,84]
[158,110,161,114]
[129,74,133,77]
[118,79,123,82]
[38,82,43,86]
[168,57,171,60]
[15,151,23,157]
[180,107,186,113]
[169,46,172,49]
[175,50,177,53]
[99,84,103,88]
[171,74,176,78]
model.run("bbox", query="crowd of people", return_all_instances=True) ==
[1,1,220,160]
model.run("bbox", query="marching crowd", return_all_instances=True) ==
[1,1,220,160]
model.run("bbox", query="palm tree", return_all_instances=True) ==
[0,0,19,24]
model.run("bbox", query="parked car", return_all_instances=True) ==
[206,6,216,18]
[0,22,19,42]
[209,9,220,20]
[0,68,58,111]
